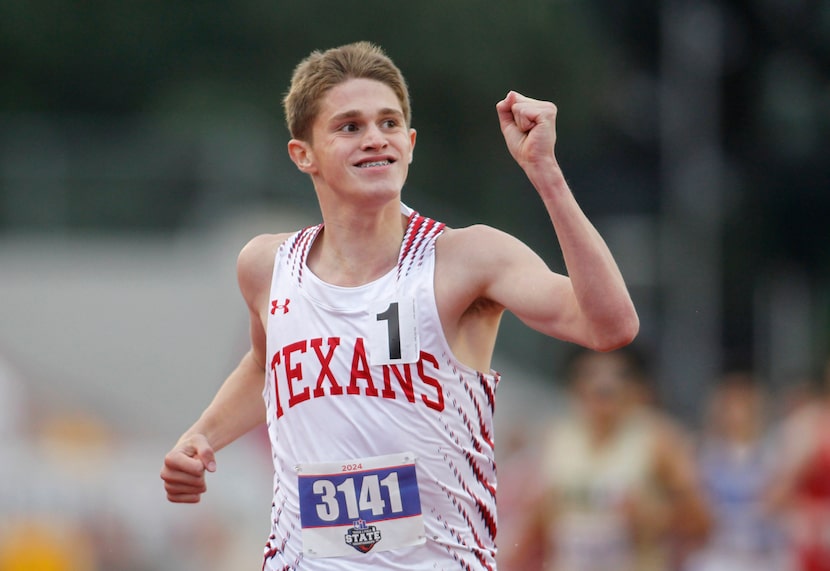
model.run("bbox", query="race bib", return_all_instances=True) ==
[367,297,419,365]
[297,452,425,558]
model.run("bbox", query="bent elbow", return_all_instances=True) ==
[591,312,640,353]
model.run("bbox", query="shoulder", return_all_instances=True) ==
[238,232,293,262]
[647,410,692,452]
[438,223,517,250]
[436,224,533,268]
[778,403,824,453]
[237,232,295,302]
[237,232,294,272]
[435,223,559,302]
[645,411,700,480]
[432,225,518,304]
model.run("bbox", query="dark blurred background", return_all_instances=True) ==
[0,1,828,568]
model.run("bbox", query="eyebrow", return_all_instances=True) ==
[328,108,405,124]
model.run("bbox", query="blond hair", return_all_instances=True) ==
[283,41,411,141]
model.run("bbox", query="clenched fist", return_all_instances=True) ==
[160,433,217,503]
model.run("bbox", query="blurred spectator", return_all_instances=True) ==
[511,346,710,571]
[495,426,547,569]
[767,355,830,571]
[685,371,788,571]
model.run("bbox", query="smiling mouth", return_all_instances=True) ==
[356,159,393,168]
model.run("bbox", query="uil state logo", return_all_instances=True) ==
[344,519,382,554]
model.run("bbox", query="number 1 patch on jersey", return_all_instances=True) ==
[367,297,419,365]
[297,452,425,558]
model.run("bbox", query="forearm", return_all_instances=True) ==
[529,160,638,349]
[179,349,267,452]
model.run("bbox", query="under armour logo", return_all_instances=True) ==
[271,299,291,315]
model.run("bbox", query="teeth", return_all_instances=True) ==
[358,160,390,168]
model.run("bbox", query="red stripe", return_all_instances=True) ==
[479,372,497,414]
[398,212,424,276]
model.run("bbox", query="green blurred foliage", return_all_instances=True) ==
[0,1,615,194]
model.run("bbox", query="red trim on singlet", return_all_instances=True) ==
[798,430,830,499]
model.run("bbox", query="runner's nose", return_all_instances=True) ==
[361,123,388,150]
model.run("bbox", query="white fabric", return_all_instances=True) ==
[541,412,654,571]
[262,208,500,570]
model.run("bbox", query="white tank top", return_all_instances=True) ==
[262,206,500,570]
[541,412,657,571]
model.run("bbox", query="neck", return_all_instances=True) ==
[587,419,618,449]
[309,199,407,286]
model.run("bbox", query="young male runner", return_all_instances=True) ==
[160,41,639,570]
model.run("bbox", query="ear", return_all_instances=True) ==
[288,139,316,174]
[407,128,417,164]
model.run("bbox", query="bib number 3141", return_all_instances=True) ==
[297,452,425,558]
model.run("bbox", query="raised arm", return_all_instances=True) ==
[489,91,639,351]
[160,234,281,503]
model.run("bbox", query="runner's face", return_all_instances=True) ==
[303,78,416,203]
[573,354,632,428]
[712,382,759,440]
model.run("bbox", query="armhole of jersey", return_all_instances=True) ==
[422,234,499,381]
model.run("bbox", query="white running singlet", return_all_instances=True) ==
[262,206,500,570]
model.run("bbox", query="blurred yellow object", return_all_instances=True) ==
[37,411,113,478]
[0,518,95,571]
